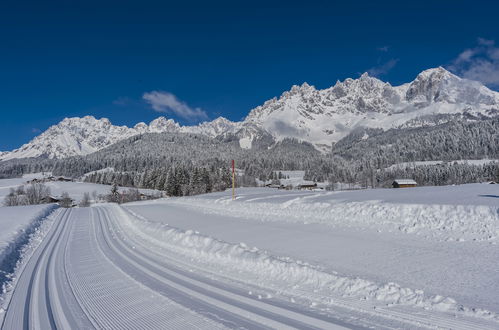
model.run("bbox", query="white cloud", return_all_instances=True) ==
[448,38,499,88]
[112,96,132,106]
[377,46,389,52]
[367,59,399,77]
[142,91,208,121]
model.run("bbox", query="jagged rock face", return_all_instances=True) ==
[0,116,139,161]
[0,116,238,161]
[242,67,499,149]
[183,117,240,138]
[148,117,181,133]
[1,67,498,161]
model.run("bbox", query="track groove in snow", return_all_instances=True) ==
[1,208,230,329]
[2,201,498,329]
[117,203,499,329]
[95,206,351,329]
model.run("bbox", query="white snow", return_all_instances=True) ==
[1,179,498,328]
[0,174,160,203]
[123,183,499,323]
[386,158,499,170]
[0,204,57,266]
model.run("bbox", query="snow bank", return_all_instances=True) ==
[0,204,58,268]
[114,205,497,320]
[164,194,499,242]
[0,205,59,320]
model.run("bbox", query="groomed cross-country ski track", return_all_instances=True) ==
[1,203,498,329]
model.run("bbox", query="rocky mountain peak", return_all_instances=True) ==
[1,67,498,161]
[148,117,180,132]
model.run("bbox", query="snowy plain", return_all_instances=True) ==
[0,172,159,203]
[125,184,499,326]
[1,178,498,329]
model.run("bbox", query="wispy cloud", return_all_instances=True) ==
[31,128,41,134]
[142,91,208,121]
[367,58,399,77]
[448,38,499,88]
[112,96,133,106]
[377,46,389,52]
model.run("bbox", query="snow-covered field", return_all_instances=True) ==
[386,159,499,170]
[0,173,159,203]
[124,184,499,328]
[1,179,498,329]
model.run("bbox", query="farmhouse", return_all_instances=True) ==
[265,183,284,189]
[392,179,417,188]
[296,183,318,190]
[41,195,61,203]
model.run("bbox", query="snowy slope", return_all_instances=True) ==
[2,67,498,160]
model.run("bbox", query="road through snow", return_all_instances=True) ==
[1,205,352,330]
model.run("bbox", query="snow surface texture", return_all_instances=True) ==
[0,204,57,270]
[1,183,498,328]
[2,67,499,160]
[120,202,499,328]
[0,204,59,321]
[156,185,499,242]
[1,208,230,329]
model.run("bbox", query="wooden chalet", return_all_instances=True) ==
[392,179,417,188]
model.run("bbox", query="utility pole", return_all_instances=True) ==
[232,159,236,200]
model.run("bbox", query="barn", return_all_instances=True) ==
[392,179,417,188]
[296,183,318,190]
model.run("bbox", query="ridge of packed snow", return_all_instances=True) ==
[0,205,59,318]
[164,185,499,243]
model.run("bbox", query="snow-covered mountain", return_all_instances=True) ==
[0,116,239,161]
[242,67,499,150]
[1,67,498,161]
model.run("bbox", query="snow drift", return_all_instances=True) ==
[113,204,497,321]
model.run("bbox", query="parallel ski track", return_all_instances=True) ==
[3,203,497,330]
[95,206,354,330]
[1,209,93,330]
[114,204,499,330]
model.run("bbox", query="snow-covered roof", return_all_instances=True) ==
[393,179,417,185]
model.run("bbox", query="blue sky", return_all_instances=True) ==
[1,0,499,150]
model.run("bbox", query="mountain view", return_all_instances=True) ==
[1,2,498,330]
[2,67,498,161]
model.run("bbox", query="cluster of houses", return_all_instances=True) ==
[26,176,73,184]
[264,182,322,190]
[265,179,421,190]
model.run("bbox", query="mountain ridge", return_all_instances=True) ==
[1,67,498,161]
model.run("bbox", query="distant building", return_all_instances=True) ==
[296,183,318,190]
[392,179,417,188]
[265,183,284,189]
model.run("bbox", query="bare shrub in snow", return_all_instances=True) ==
[79,192,91,207]
[59,192,73,208]
[25,183,51,205]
